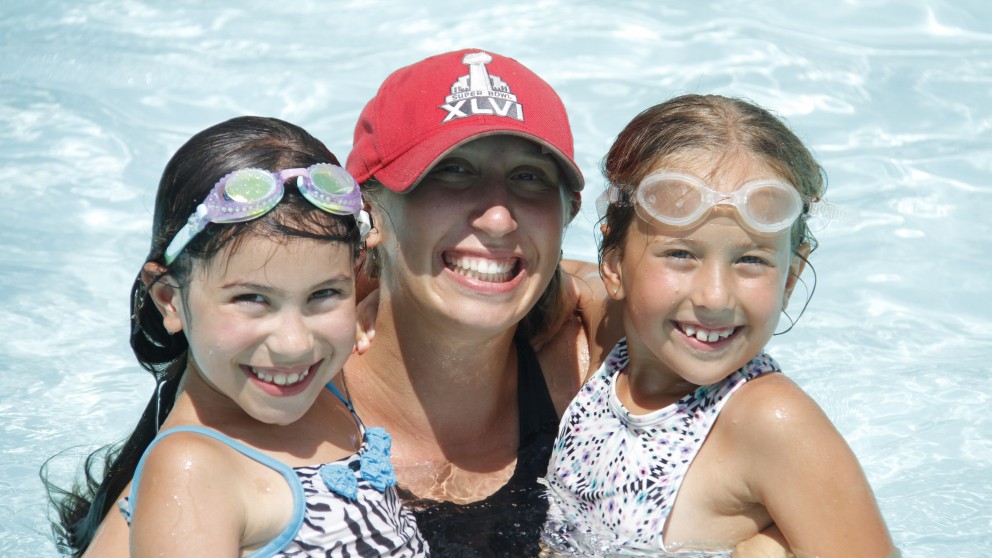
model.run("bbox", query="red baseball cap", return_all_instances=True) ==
[346,49,584,194]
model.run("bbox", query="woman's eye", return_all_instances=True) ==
[438,163,467,174]
[429,159,473,177]
[511,172,557,195]
[425,160,476,190]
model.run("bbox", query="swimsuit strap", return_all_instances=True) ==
[326,379,367,439]
[515,335,561,437]
[405,337,558,555]
[128,425,305,558]
[325,379,353,411]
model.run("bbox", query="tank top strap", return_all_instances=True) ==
[405,337,560,555]
[515,336,560,437]
[127,425,305,558]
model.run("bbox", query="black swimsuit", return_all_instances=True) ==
[400,337,560,557]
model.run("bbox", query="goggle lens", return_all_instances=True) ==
[741,183,802,229]
[223,169,277,203]
[639,178,705,225]
[636,172,802,234]
[309,164,355,197]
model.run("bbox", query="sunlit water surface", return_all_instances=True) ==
[1,1,990,556]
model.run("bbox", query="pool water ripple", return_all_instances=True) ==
[2,0,989,555]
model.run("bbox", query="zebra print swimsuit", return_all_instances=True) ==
[118,383,428,557]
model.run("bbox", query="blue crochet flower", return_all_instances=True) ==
[319,463,358,500]
[360,427,397,492]
[364,427,393,454]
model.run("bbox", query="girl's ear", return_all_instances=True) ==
[600,247,625,300]
[783,243,811,308]
[142,262,184,334]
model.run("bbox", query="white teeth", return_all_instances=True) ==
[250,367,309,386]
[682,325,735,343]
[444,254,516,282]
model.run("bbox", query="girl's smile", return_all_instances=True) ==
[243,360,322,397]
[674,322,741,348]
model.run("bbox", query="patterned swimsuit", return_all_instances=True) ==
[543,339,781,555]
[118,383,428,557]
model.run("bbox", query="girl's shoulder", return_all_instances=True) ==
[715,372,852,479]
[714,372,894,554]
[719,373,829,443]
[143,426,249,468]
[135,426,261,507]
[129,426,297,554]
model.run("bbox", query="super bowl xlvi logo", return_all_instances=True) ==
[440,52,524,123]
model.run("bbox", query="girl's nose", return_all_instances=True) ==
[267,311,315,361]
[691,262,733,310]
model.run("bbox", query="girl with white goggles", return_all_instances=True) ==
[164,163,370,264]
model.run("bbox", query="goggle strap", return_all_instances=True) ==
[163,205,211,265]
[357,210,371,240]
[595,184,632,220]
[608,184,628,204]
[806,199,859,224]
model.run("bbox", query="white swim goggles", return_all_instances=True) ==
[164,164,371,265]
[596,171,853,235]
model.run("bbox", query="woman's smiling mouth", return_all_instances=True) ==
[443,253,520,283]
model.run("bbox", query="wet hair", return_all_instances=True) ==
[43,116,363,556]
[600,94,826,262]
[359,173,576,342]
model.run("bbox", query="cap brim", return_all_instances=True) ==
[373,123,584,194]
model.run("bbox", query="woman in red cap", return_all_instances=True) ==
[342,48,790,556]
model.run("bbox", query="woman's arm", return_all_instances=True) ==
[734,524,793,558]
[551,259,625,373]
[738,374,894,558]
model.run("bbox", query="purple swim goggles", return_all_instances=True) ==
[163,164,370,265]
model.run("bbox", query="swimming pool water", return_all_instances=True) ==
[2,0,990,556]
